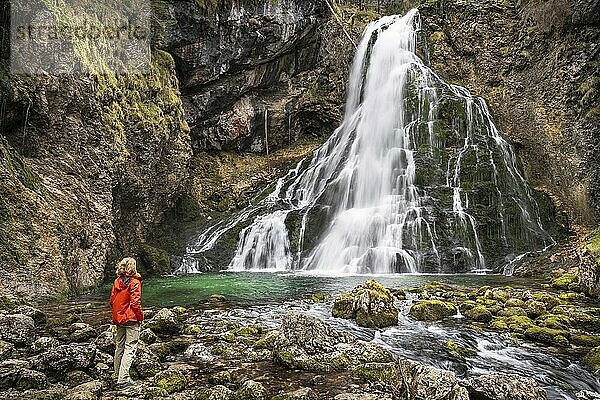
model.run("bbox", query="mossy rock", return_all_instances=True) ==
[524,326,570,347]
[558,292,585,301]
[463,306,493,323]
[234,325,263,337]
[551,272,580,291]
[490,318,508,330]
[210,294,227,302]
[491,289,510,303]
[497,307,528,317]
[208,370,232,386]
[332,280,398,328]
[504,315,534,333]
[532,293,561,310]
[570,312,600,332]
[584,346,600,373]
[505,298,526,308]
[183,325,202,335]
[271,387,319,400]
[538,314,571,330]
[253,330,279,350]
[351,362,400,385]
[444,340,477,359]
[195,385,234,400]
[153,369,187,393]
[525,300,547,318]
[235,380,268,400]
[572,334,600,348]
[409,300,456,321]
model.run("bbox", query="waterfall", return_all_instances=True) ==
[178,9,553,275]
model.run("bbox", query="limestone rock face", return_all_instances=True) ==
[463,373,548,400]
[332,280,399,328]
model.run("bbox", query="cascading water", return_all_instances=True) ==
[179,9,553,275]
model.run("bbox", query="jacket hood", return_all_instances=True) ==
[114,274,142,292]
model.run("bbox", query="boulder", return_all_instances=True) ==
[208,370,232,386]
[332,279,398,328]
[235,380,268,400]
[140,328,159,344]
[93,330,114,354]
[272,387,319,400]
[272,312,394,373]
[584,346,600,372]
[524,300,547,318]
[69,324,97,343]
[463,306,493,322]
[497,307,528,317]
[524,326,570,347]
[577,390,600,400]
[64,370,92,388]
[31,343,96,375]
[463,373,548,400]
[148,338,193,361]
[409,300,457,321]
[31,337,60,354]
[153,369,187,393]
[0,314,35,345]
[196,385,235,400]
[132,341,162,378]
[0,359,28,389]
[12,306,46,325]
[0,340,14,361]
[16,368,48,390]
[147,308,180,334]
[64,380,102,400]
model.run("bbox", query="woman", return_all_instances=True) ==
[110,257,144,390]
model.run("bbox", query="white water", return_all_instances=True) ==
[178,9,552,275]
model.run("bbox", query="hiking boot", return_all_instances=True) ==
[116,381,138,390]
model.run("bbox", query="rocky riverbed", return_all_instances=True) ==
[1,269,600,399]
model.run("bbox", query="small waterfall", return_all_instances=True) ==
[179,9,553,275]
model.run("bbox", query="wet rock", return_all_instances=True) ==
[65,380,102,400]
[148,338,193,361]
[532,293,560,310]
[140,328,159,345]
[538,314,571,330]
[172,306,187,315]
[183,324,202,335]
[31,337,60,354]
[16,368,48,390]
[93,330,114,354]
[572,334,600,348]
[31,343,96,375]
[70,323,97,343]
[12,306,46,325]
[132,341,162,378]
[64,370,92,388]
[584,346,600,372]
[444,340,477,359]
[271,387,319,400]
[551,269,580,290]
[332,279,399,328]
[396,359,468,400]
[153,369,187,394]
[208,370,232,386]
[210,294,227,302]
[463,372,548,400]
[505,298,526,308]
[497,307,528,317]
[195,385,235,400]
[0,314,35,345]
[253,330,279,349]
[524,326,570,347]
[577,390,600,400]
[409,300,457,321]
[147,308,180,335]
[571,312,600,332]
[235,380,268,400]
[524,300,547,318]
[0,340,14,361]
[463,306,493,322]
[272,312,393,372]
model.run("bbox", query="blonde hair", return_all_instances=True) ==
[116,257,137,276]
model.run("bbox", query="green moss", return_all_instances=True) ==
[498,307,528,317]
[153,370,187,393]
[351,362,400,384]
[138,243,170,276]
[524,326,570,347]
[464,306,493,323]
[551,273,579,290]
[182,325,201,335]
[538,314,571,330]
[584,346,600,373]
[409,300,457,321]
[234,325,263,337]
[587,227,600,266]
[572,334,600,348]
[444,340,477,358]
[504,315,534,333]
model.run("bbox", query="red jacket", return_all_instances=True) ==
[110,274,144,325]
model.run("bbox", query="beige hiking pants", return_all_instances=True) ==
[114,321,140,384]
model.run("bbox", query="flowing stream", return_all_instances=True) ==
[180,9,553,275]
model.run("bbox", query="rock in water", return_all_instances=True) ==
[409,300,457,321]
[147,308,180,334]
[235,380,268,400]
[273,312,394,372]
[463,373,548,400]
[332,280,398,328]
